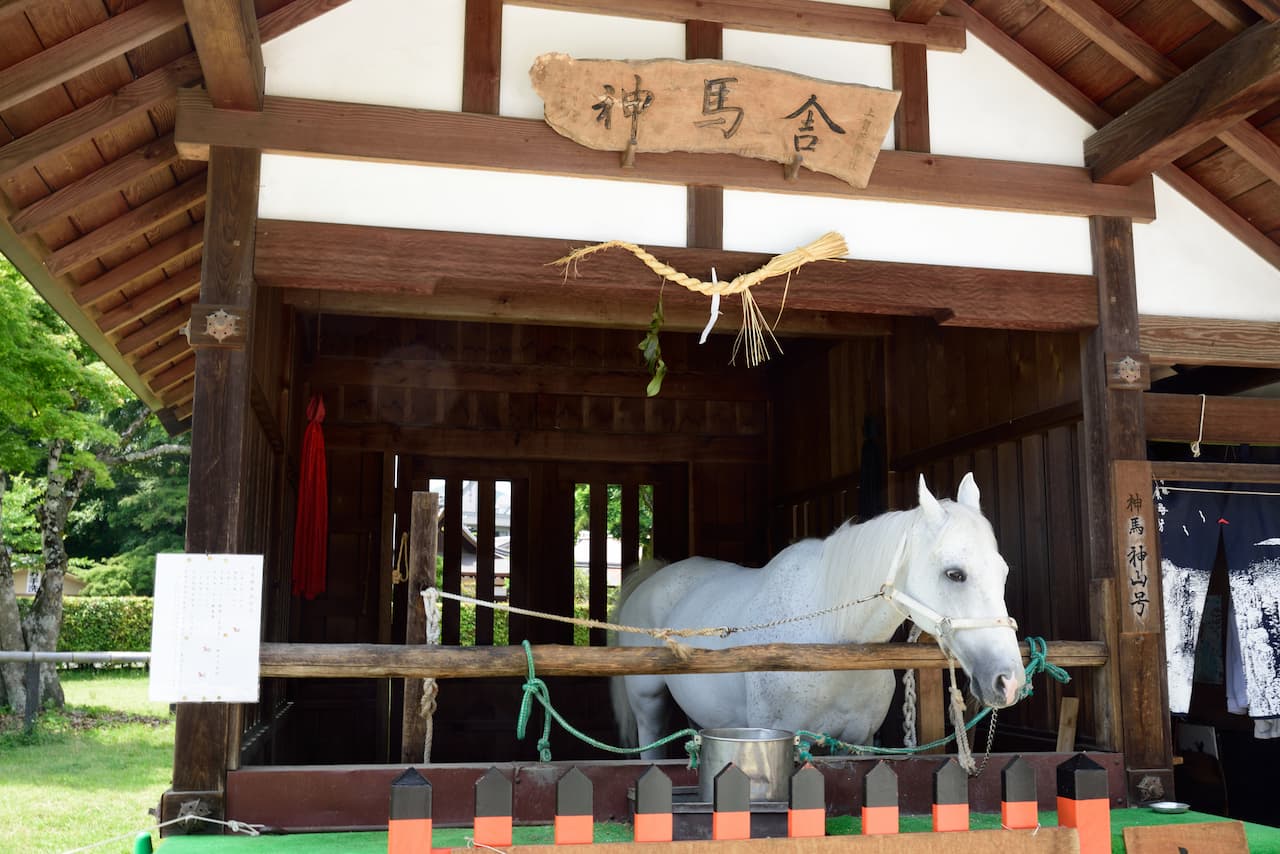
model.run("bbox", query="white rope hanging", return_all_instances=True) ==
[421,586,441,764]
[1191,393,1207,458]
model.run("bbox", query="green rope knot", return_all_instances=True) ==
[1020,636,1070,700]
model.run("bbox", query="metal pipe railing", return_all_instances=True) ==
[0,650,150,664]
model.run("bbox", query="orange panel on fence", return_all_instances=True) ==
[387,818,431,854]
[712,811,751,841]
[932,802,969,832]
[632,812,673,843]
[1057,796,1110,854]
[555,814,594,845]
[861,805,898,835]
[787,807,825,838]
[1001,800,1039,830]
[473,815,513,847]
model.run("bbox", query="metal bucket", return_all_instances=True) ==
[696,728,795,803]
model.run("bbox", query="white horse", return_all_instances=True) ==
[611,473,1025,756]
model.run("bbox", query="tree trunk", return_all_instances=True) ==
[0,470,29,713]
[27,442,70,708]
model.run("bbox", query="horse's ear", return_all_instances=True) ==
[918,474,946,527]
[956,472,981,510]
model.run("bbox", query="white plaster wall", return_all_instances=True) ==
[722,30,895,149]
[928,33,1092,167]
[1134,177,1280,321]
[262,0,464,111]
[499,6,685,119]
[258,155,686,246]
[724,191,1091,274]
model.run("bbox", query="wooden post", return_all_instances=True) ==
[165,144,262,827]
[686,20,724,251]
[1081,216,1173,803]
[914,632,946,753]
[402,491,439,764]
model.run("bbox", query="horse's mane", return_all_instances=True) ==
[818,505,922,640]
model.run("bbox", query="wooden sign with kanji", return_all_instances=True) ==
[530,53,900,189]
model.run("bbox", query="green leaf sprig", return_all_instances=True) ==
[638,295,667,397]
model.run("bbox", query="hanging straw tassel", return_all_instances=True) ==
[551,232,848,367]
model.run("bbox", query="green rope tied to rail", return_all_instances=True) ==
[516,640,700,764]
[794,636,1071,763]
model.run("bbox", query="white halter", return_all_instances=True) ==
[876,526,1018,653]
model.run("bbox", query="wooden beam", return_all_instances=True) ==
[281,287,891,338]
[686,20,724,250]
[462,0,501,114]
[0,0,187,113]
[1238,0,1280,21]
[1085,21,1280,184]
[1151,460,1280,481]
[73,221,204,308]
[152,354,197,392]
[161,376,196,408]
[178,91,1157,219]
[9,135,180,236]
[0,0,350,184]
[1043,0,1280,187]
[95,265,202,334]
[323,424,765,462]
[306,355,767,401]
[259,639,1109,679]
[1140,314,1280,367]
[182,0,265,110]
[891,42,930,151]
[44,175,206,277]
[1188,0,1257,32]
[892,0,948,24]
[255,220,1100,331]
[1145,392,1280,444]
[0,0,42,19]
[507,0,965,51]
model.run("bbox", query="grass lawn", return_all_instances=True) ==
[0,667,174,854]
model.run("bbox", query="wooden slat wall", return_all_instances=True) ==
[886,323,1094,748]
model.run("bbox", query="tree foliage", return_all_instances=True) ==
[572,483,654,557]
[0,258,189,712]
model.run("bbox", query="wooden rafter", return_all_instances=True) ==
[10,135,181,236]
[505,0,965,50]
[0,0,42,18]
[0,0,187,113]
[182,0,265,109]
[74,221,205,308]
[161,376,196,408]
[44,175,206,277]
[1188,0,1257,32]
[255,219,1100,332]
[1043,0,1280,186]
[892,0,948,24]
[1238,0,1279,21]
[152,355,196,393]
[134,336,194,375]
[177,90,1156,219]
[0,54,202,183]
[1085,21,1280,184]
[115,303,192,356]
[945,0,1280,270]
[95,265,202,334]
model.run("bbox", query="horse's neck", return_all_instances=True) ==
[817,509,918,643]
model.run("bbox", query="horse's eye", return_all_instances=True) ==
[945,567,967,583]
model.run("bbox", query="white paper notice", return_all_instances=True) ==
[149,553,263,703]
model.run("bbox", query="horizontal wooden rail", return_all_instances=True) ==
[258,640,1107,679]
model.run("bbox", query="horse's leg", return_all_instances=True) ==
[625,674,672,761]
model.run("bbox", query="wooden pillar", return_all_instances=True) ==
[686,20,723,250]
[1080,216,1172,804]
[165,145,262,826]
[402,491,440,763]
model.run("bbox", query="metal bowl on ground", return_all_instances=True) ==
[697,727,796,803]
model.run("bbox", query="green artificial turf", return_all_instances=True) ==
[152,808,1280,853]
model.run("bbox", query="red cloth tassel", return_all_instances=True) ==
[292,394,328,599]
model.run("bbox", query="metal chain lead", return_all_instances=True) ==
[973,708,998,777]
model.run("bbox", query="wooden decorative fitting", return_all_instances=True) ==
[1106,352,1150,390]
[189,303,249,349]
[784,154,804,181]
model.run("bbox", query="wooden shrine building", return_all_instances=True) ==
[2,0,1280,831]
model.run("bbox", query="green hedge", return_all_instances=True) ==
[16,596,152,652]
